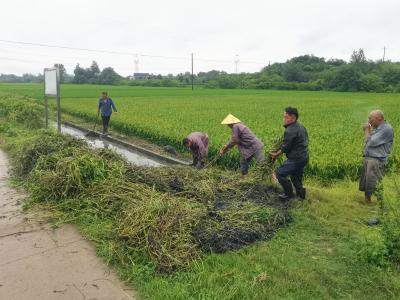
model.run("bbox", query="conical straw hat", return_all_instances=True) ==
[221,114,241,125]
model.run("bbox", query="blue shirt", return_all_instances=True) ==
[363,122,394,161]
[98,98,117,117]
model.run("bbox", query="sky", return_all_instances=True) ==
[0,0,399,76]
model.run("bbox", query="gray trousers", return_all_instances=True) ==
[240,149,265,175]
[359,157,385,197]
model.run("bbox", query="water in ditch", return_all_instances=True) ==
[60,124,165,167]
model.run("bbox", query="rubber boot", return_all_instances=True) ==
[296,187,306,200]
[279,180,294,200]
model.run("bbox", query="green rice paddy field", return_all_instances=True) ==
[1,83,398,180]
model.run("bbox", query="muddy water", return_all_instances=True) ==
[60,124,165,167]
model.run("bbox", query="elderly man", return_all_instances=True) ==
[183,132,209,168]
[220,114,264,175]
[359,110,394,203]
[270,107,309,200]
[98,91,117,135]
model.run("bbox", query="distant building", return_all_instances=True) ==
[133,73,150,80]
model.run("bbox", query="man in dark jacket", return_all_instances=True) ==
[183,132,209,168]
[270,107,309,200]
[98,91,117,134]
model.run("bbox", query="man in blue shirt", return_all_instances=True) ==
[98,91,117,134]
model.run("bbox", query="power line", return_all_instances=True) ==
[196,57,266,65]
[0,39,188,60]
[0,39,269,65]
[0,56,48,65]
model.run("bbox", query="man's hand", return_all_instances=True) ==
[362,123,371,131]
[362,123,371,139]
[269,149,282,159]
[219,145,227,155]
[269,151,278,159]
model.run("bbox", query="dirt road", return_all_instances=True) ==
[0,149,136,300]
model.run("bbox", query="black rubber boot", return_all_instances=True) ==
[296,187,306,200]
[279,180,294,200]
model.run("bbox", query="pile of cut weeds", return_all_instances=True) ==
[6,130,291,272]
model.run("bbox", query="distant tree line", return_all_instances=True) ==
[1,50,400,92]
[195,50,400,93]
[72,61,121,85]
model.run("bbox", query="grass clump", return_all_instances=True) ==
[0,96,43,129]
[118,190,205,272]
[194,201,288,252]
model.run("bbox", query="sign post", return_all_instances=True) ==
[44,67,61,132]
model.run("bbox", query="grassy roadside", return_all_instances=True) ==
[0,95,399,299]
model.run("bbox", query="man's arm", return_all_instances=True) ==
[269,149,283,159]
[220,128,239,155]
[367,127,394,147]
[362,123,371,140]
[110,99,117,112]
[97,100,101,115]
[270,129,295,159]
[281,128,296,154]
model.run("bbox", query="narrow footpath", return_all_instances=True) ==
[0,149,136,300]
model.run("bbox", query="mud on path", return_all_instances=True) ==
[0,149,136,300]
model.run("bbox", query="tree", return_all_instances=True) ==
[328,65,362,91]
[283,63,306,82]
[360,74,384,92]
[54,64,67,83]
[381,64,400,86]
[98,67,121,85]
[73,64,88,84]
[350,49,367,64]
[88,61,101,84]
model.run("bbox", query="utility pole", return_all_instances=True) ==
[191,53,194,91]
[382,46,386,63]
[234,54,239,73]
[134,54,139,73]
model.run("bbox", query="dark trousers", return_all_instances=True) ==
[240,149,265,175]
[101,115,111,133]
[276,158,308,197]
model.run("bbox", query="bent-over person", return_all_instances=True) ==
[220,114,264,175]
[183,132,209,168]
[359,110,394,203]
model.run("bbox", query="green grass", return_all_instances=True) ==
[0,83,398,180]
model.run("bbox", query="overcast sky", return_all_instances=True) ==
[0,0,399,76]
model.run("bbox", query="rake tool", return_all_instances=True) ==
[203,145,227,169]
[85,111,100,137]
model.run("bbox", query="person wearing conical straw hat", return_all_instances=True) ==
[182,132,209,168]
[220,114,264,175]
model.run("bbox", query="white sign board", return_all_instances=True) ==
[44,68,58,96]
